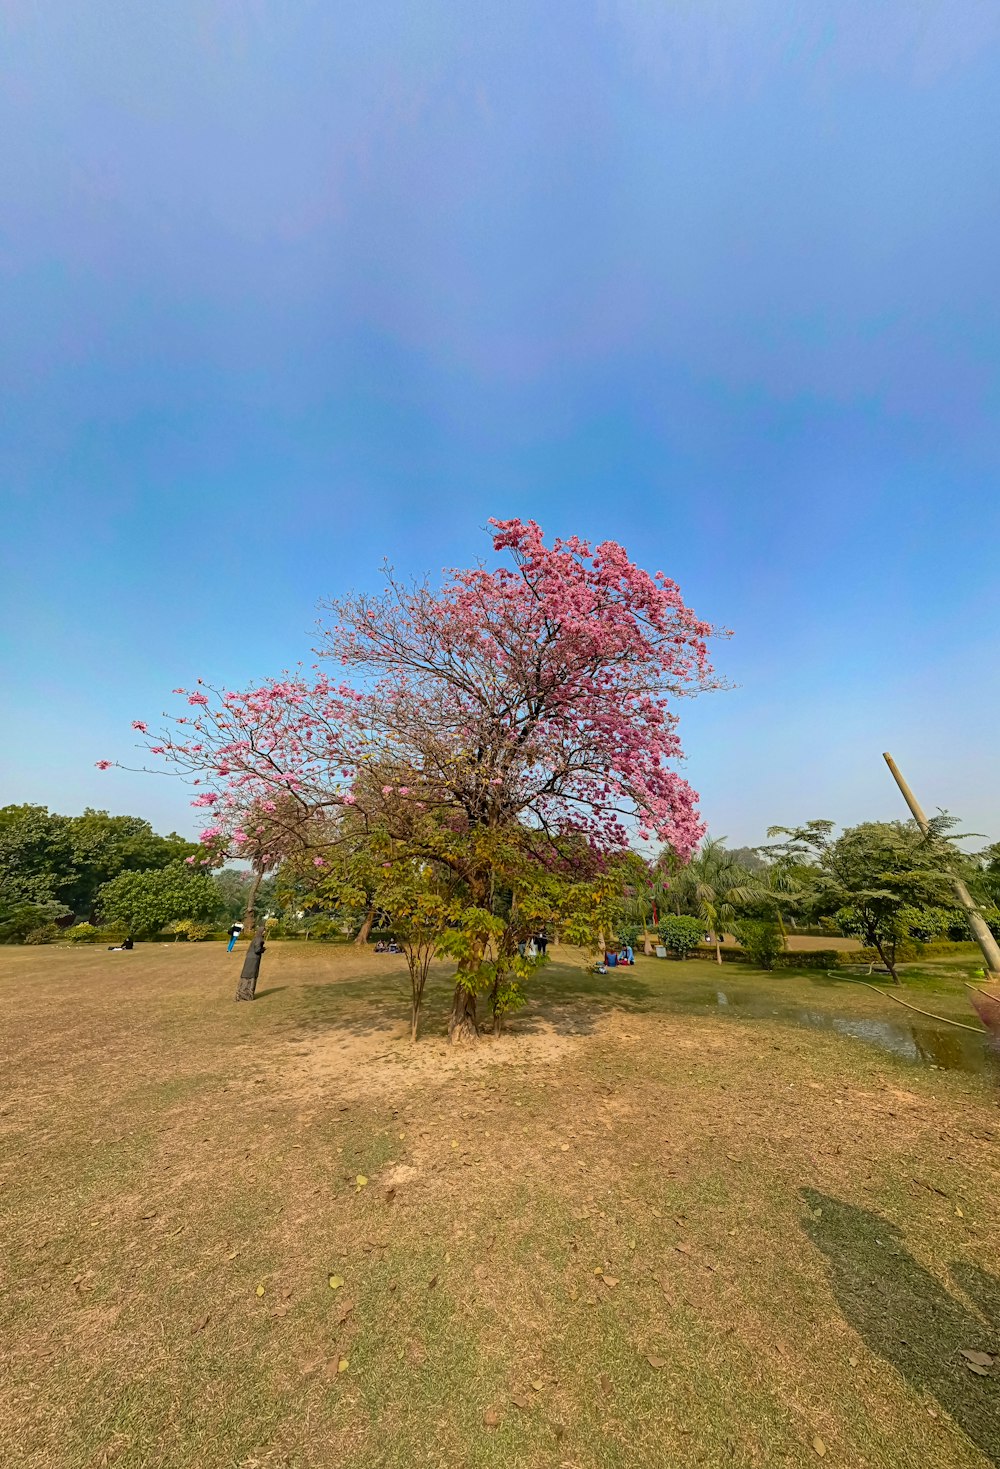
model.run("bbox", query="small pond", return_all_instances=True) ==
[668,986,999,1076]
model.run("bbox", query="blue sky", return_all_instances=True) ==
[2,1,999,846]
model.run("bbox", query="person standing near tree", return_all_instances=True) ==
[236,923,266,1001]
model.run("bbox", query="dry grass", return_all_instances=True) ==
[2,942,999,1469]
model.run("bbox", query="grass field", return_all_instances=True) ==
[2,942,999,1469]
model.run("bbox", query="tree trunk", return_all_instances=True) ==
[243,866,264,930]
[870,931,900,984]
[410,998,420,1044]
[715,934,723,965]
[354,905,376,946]
[448,982,479,1045]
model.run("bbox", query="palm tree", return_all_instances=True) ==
[659,837,759,964]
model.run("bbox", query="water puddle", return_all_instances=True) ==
[671,987,998,1076]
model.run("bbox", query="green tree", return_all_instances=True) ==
[732,917,784,970]
[659,836,758,964]
[657,914,705,959]
[0,805,72,906]
[63,810,198,919]
[97,862,221,937]
[764,819,962,982]
[0,804,199,920]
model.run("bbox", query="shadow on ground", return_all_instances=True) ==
[802,1190,1000,1464]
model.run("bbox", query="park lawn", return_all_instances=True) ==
[1,943,999,1469]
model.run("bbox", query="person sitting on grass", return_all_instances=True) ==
[108,937,134,951]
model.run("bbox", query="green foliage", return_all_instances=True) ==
[213,867,280,922]
[657,914,705,958]
[23,923,60,944]
[765,818,965,979]
[168,918,214,942]
[0,803,200,921]
[66,922,100,943]
[97,862,221,938]
[0,898,70,944]
[733,918,784,970]
[615,922,642,949]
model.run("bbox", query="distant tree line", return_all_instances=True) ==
[621,818,1000,981]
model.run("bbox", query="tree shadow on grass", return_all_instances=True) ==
[511,969,657,1040]
[802,1189,1000,1464]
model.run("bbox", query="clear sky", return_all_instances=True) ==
[3,2,999,847]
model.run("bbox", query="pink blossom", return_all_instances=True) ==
[187,692,208,706]
[94,759,112,771]
[343,793,356,805]
[313,856,326,867]
[381,785,393,795]
[131,720,148,733]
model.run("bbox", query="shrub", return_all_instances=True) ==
[616,922,642,949]
[774,950,846,970]
[657,915,705,958]
[0,900,70,943]
[168,919,214,942]
[24,924,59,944]
[733,919,784,971]
[66,922,100,943]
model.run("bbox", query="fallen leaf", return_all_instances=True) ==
[848,1356,859,1368]
[451,1140,459,1149]
[355,1175,368,1191]
[191,1313,211,1335]
[271,1305,289,1317]
[428,1274,439,1289]
[812,1435,827,1457]
[602,1276,619,1289]
[675,1243,692,1256]
[646,1355,667,1369]
[593,1266,603,1276]
[955,1206,964,1218]
[651,1208,662,1219]
[386,1187,397,1203]
[599,1372,612,1395]
[336,1299,354,1325]
[483,1408,499,1428]
[560,1144,570,1152]
[511,1391,530,1409]
[531,1378,544,1391]
[338,1358,349,1373]
[328,1275,344,1290]
[964,1361,992,1376]
[225,1250,238,1260]
[255,1284,265,1297]
[282,1287,293,1299]
[959,1349,994,1367]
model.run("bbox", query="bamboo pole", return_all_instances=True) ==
[882,752,1000,978]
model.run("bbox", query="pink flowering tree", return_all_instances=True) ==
[107,519,719,1039]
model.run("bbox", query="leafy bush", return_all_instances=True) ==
[733,919,784,970]
[657,915,705,958]
[774,950,846,970]
[616,922,642,949]
[66,922,100,943]
[0,900,70,943]
[168,918,214,942]
[306,918,343,941]
[96,862,221,937]
[24,924,60,944]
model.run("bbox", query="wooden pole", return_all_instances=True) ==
[882,752,1000,978]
